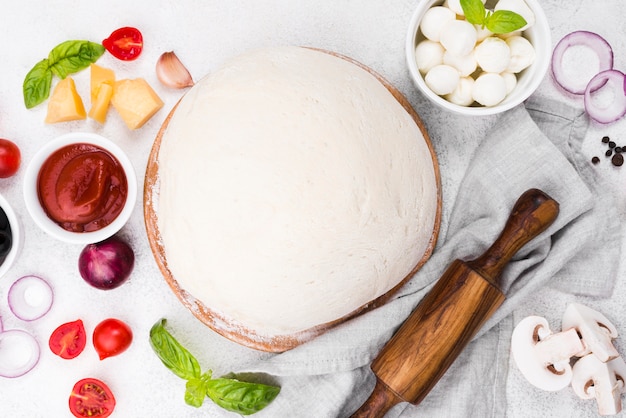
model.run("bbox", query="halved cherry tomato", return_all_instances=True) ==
[92,318,133,360]
[0,138,21,178]
[49,319,87,359]
[69,377,116,418]
[102,27,143,61]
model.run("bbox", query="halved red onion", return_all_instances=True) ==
[552,30,614,94]
[584,69,626,124]
[0,329,40,378]
[7,275,53,321]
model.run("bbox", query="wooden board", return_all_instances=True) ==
[143,49,442,352]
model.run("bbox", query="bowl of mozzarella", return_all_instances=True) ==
[406,0,551,115]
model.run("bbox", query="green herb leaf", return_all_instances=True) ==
[149,319,202,381]
[48,40,105,79]
[22,39,105,109]
[23,59,53,109]
[185,372,212,408]
[485,10,527,34]
[460,0,486,25]
[206,378,281,415]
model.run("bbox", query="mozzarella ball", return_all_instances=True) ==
[440,20,477,56]
[474,37,511,73]
[443,51,477,77]
[444,0,486,16]
[494,0,535,31]
[445,76,475,106]
[425,64,460,95]
[475,24,493,42]
[472,73,507,106]
[415,40,445,74]
[420,6,456,42]
[505,35,535,73]
[501,72,517,94]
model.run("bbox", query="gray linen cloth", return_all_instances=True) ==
[244,97,621,418]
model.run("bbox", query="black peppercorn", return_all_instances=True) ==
[612,153,624,167]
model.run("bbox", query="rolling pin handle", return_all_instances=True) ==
[349,378,403,418]
[467,188,559,284]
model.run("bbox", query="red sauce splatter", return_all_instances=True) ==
[37,143,128,232]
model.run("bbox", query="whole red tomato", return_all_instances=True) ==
[102,27,143,61]
[0,138,21,178]
[92,318,132,360]
[69,378,115,418]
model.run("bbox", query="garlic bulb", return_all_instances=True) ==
[156,51,194,89]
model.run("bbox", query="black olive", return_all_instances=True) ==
[0,207,12,265]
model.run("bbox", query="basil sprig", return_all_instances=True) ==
[23,40,105,109]
[460,0,527,34]
[149,319,281,415]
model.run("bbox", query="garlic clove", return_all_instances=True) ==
[156,51,194,89]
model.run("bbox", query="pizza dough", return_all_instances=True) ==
[156,46,439,340]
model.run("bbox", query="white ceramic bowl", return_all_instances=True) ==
[406,0,551,116]
[23,132,137,245]
[0,193,22,280]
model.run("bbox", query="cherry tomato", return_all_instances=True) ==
[0,138,21,178]
[102,27,143,61]
[92,318,132,360]
[69,377,116,418]
[49,319,87,359]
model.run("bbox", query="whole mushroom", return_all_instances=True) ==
[571,354,626,415]
[511,315,585,391]
[562,303,619,362]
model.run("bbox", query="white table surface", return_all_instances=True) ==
[0,1,624,417]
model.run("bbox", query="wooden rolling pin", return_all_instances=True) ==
[350,188,560,417]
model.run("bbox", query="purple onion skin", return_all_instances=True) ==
[78,236,135,290]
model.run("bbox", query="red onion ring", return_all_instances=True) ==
[552,30,614,94]
[7,275,53,321]
[584,69,626,124]
[0,329,40,378]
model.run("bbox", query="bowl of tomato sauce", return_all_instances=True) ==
[23,132,137,244]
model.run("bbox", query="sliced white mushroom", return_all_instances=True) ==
[511,315,585,391]
[562,303,619,362]
[571,354,626,415]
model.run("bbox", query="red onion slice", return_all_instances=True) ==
[584,70,626,124]
[552,30,614,94]
[0,329,40,378]
[7,275,53,321]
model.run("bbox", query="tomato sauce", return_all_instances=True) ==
[37,143,128,232]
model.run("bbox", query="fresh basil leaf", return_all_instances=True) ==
[149,319,202,380]
[185,372,212,408]
[485,10,527,34]
[48,40,105,79]
[206,378,281,415]
[23,59,52,109]
[460,0,486,25]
